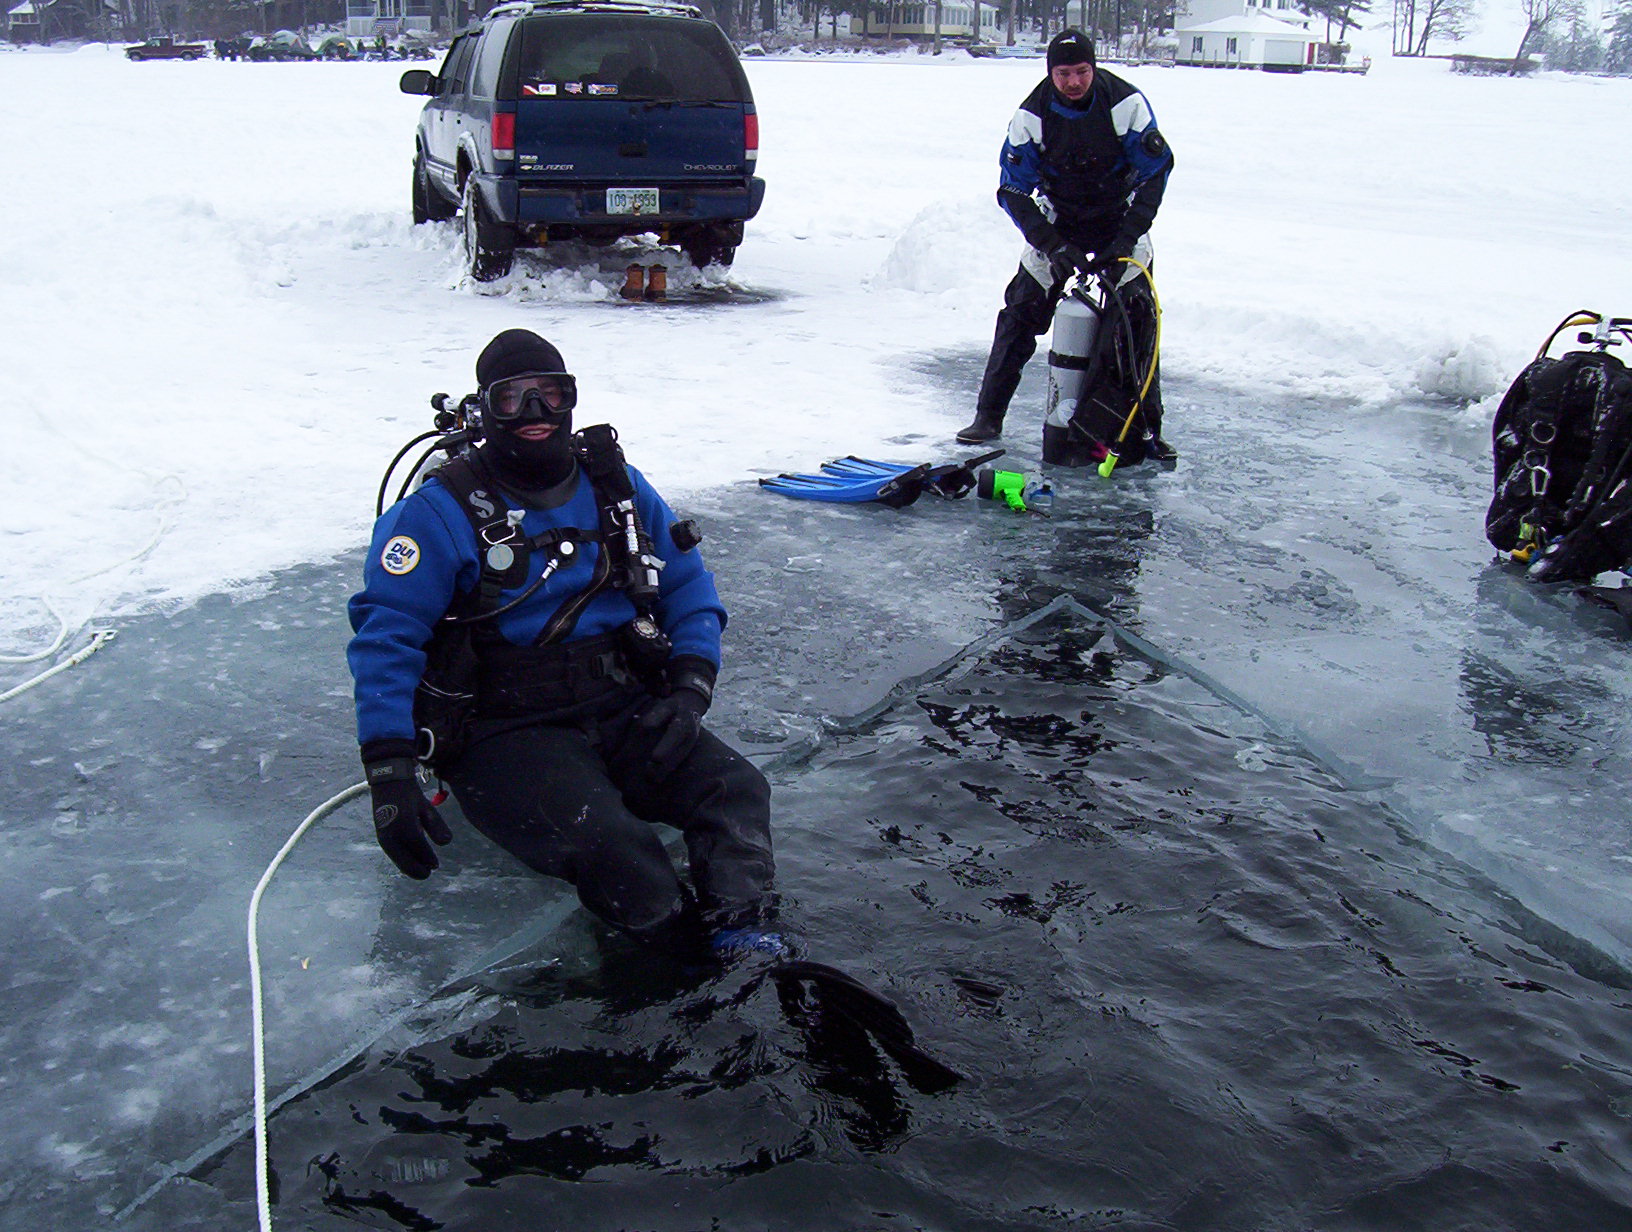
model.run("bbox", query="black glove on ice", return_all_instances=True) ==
[1047,241,1093,287]
[634,657,716,778]
[364,756,451,880]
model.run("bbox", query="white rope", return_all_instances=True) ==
[0,473,183,665]
[0,596,73,665]
[247,781,370,1232]
[0,629,117,703]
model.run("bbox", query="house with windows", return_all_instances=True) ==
[345,0,434,39]
[1174,0,1320,68]
[849,2,1002,41]
[7,0,51,42]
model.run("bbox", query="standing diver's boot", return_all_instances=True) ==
[956,411,1004,445]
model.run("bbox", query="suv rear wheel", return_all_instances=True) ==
[413,150,456,225]
[679,223,739,271]
[462,178,515,282]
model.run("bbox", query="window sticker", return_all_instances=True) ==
[521,81,557,96]
[564,81,583,94]
[588,82,619,95]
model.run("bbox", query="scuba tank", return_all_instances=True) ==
[1041,262,1163,472]
[1042,290,1106,469]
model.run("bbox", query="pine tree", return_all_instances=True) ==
[1608,0,1632,74]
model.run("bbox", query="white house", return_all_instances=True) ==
[1174,0,1320,68]
[345,0,434,39]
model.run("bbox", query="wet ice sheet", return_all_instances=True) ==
[3,378,1631,1229]
[156,617,1632,1231]
[0,572,560,1227]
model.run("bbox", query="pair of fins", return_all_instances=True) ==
[770,959,963,1094]
[760,450,1005,509]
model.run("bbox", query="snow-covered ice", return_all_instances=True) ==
[3,44,1628,647]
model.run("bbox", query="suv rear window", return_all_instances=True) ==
[504,14,750,103]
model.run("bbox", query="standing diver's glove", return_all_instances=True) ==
[634,656,716,778]
[1046,240,1094,287]
[1094,250,1130,290]
[363,749,451,880]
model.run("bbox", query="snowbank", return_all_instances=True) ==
[1,52,1629,651]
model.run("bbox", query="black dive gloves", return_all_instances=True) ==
[363,750,451,879]
[633,656,716,778]
[1047,240,1094,287]
[1094,241,1133,287]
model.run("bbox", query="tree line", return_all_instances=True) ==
[19,0,1632,76]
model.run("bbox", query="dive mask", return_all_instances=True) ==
[483,371,578,422]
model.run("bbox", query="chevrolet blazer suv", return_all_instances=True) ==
[400,0,764,280]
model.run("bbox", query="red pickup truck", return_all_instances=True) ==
[125,37,208,61]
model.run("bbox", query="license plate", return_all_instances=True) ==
[606,187,659,215]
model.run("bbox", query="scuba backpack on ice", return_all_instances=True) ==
[1042,269,1162,473]
[1486,312,1632,583]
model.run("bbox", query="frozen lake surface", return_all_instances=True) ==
[5,363,1632,1229]
[1,43,1630,1230]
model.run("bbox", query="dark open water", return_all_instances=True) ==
[185,613,1631,1231]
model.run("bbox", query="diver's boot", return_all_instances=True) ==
[956,411,1004,444]
[710,927,792,960]
[1149,437,1179,463]
[620,263,645,301]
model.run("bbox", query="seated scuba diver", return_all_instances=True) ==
[347,328,780,959]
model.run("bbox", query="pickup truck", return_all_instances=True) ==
[125,37,208,61]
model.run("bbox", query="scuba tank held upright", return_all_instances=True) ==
[1042,287,1103,466]
[1040,259,1163,476]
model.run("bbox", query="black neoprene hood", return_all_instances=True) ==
[477,329,567,388]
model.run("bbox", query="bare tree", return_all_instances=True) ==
[1300,0,1372,40]
[1513,0,1559,66]
[1393,0,1416,53]
[1412,0,1476,51]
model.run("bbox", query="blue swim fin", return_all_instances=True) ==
[759,452,1006,508]
[760,457,931,507]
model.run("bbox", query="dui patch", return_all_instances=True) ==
[380,535,420,575]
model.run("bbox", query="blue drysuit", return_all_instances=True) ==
[346,453,773,939]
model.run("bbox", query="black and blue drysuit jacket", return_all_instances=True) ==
[348,463,726,751]
[997,67,1174,264]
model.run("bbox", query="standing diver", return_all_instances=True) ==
[958,28,1175,458]
[347,329,780,958]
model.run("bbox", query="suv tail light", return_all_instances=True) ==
[492,111,515,161]
[744,110,758,164]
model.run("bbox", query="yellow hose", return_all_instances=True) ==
[1097,256,1163,479]
[1535,310,1601,361]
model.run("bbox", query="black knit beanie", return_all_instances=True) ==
[1047,28,1096,70]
